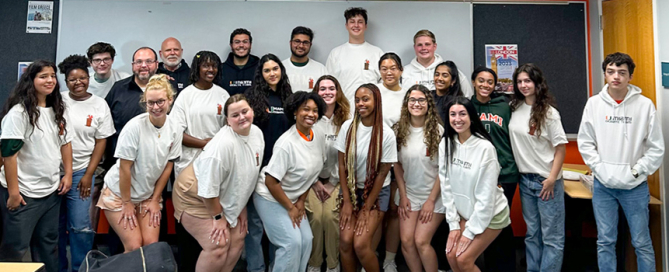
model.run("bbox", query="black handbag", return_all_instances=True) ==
[82,242,177,272]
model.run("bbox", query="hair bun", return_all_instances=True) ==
[148,74,169,84]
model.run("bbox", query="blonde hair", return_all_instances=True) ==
[413,29,436,44]
[141,74,175,102]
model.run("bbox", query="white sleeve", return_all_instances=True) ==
[381,129,397,163]
[95,103,116,139]
[458,70,474,98]
[168,127,183,161]
[62,110,75,145]
[439,138,460,230]
[1,109,27,140]
[196,156,230,198]
[114,122,139,161]
[265,145,291,182]
[577,99,602,172]
[547,108,568,147]
[334,121,350,153]
[170,95,188,133]
[463,147,501,240]
[633,106,665,176]
[325,51,338,78]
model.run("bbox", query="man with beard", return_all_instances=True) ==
[158,37,190,96]
[86,42,130,98]
[281,26,326,92]
[219,28,259,95]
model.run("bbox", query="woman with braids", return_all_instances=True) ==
[97,74,182,252]
[440,97,510,272]
[171,51,229,177]
[393,84,444,272]
[0,60,74,272]
[432,61,465,123]
[509,64,567,272]
[57,55,115,272]
[306,75,350,272]
[254,91,327,272]
[243,53,293,268]
[336,83,397,272]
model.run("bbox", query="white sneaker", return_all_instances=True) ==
[382,259,398,272]
[326,264,340,272]
[307,265,321,272]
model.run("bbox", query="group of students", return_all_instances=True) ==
[0,5,664,272]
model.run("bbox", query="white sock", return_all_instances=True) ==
[385,251,396,262]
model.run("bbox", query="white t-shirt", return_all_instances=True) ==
[313,115,342,186]
[402,54,474,98]
[170,84,230,176]
[62,93,116,172]
[104,113,182,202]
[194,125,264,227]
[256,126,326,203]
[0,104,74,198]
[509,103,568,179]
[88,69,131,99]
[326,42,383,110]
[282,58,327,92]
[396,125,444,213]
[377,83,406,128]
[335,120,398,188]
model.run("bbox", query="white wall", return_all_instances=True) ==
[653,0,668,269]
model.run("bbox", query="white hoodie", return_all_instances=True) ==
[439,136,508,240]
[402,53,473,98]
[577,84,664,190]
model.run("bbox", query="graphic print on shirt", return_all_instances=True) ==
[452,157,472,169]
[605,115,632,124]
[229,80,252,87]
[86,115,93,127]
[309,78,314,89]
[217,104,222,115]
[269,106,284,114]
[364,59,370,70]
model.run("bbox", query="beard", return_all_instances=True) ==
[290,47,310,59]
[233,50,249,59]
[162,56,181,67]
[134,70,156,81]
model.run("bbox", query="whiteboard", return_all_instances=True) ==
[57,0,472,85]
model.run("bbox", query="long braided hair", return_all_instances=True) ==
[342,83,384,213]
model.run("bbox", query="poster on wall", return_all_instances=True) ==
[485,45,518,94]
[26,1,54,34]
[18,62,32,81]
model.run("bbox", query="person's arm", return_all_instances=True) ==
[463,151,501,240]
[633,108,665,176]
[264,174,302,228]
[182,133,211,149]
[393,162,410,220]
[540,144,566,200]
[144,161,172,228]
[58,142,73,195]
[118,159,137,230]
[439,138,460,229]
[420,171,441,224]
[337,151,354,230]
[79,138,106,199]
[202,196,229,246]
[3,153,25,210]
[355,162,391,236]
[577,100,601,172]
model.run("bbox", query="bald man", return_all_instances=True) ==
[158,37,190,96]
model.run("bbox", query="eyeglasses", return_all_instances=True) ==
[409,98,427,105]
[67,76,90,84]
[91,58,112,65]
[291,39,312,46]
[146,99,166,107]
[132,60,157,66]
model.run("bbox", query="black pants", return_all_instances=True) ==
[483,182,517,272]
[0,186,62,272]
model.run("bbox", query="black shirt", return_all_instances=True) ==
[103,76,145,169]
[219,53,259,96]
[255,90,290,168]
[432,89,461,125]
[158,59,191,97]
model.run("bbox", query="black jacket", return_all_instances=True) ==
[158,59,191,96]
[219,53,259,96]
[103,76,145,170]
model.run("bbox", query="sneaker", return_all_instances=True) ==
[382,259,397,272]
[307,265,321,272]
[326,264,340,272]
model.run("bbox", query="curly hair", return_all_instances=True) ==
[312,75,350,133]
[283,91,326,125]
[245,54,293,125]
[392,84,441,160]
[510,63,556,137]
[57,55,90,78]
[1,60,67,137]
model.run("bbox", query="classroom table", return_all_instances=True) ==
[0,262,45,272]
[562,163,662,204]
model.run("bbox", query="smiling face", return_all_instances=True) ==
[145,88,172,120]
[90,52,113,75]
[231,34,251,59]
[262,60,281,90]
[290,34,312,59]
[449,104,470,135]
[407,90,428,118]
[474,71,495,101]
[198,61,218,84]
[346,15,367,39]
[34,66,57,99]
[132,49,158,82]
[317,79,337,106]
[66,68,90,97]
[226,100,254,134]
[413,36,437,61]
[515,72,536,99]
[295,99,319,131]
[380,59,402,87]
[434,65,454,92]
[355,87,375,119]
[604,63,632,93]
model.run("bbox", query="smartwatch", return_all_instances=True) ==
[213,212,224,220]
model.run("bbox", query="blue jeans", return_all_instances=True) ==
[59,169,96,272]
[592,178,655,272]
[245,198,276,272]
[253,193,312,272]
[519,173,565,272]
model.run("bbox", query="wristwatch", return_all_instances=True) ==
[212,212,224,220]
[631,169,639,179]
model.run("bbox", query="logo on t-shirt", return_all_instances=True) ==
[86,115,93,127]
[605,115,632,124]
[269,106,284,114]
[178,83,184,89]
[217,104,222,115]
[452,157,472,169]
[309,78,314,89]
[229,80,252,87]
[478,113,504,127]
[364,59,370,70]
[325,134,337,142]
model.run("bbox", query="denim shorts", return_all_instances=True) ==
[351,185,390,212]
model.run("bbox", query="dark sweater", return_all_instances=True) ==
[158,59,191,97]
[471,94,520,184]
[219,53,260,96]
[432,89,462,125]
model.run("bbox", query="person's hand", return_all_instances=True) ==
[540,177,556,201]
[322,182,335,201]
[58,174,72,195]
[6,193,26,211]
[311,181,327,202]
[142,199,161,228]
[295,199,306,220]
[355,209,370,236]
[203,138,212,148]
[288,205,302,228]
[78,173,93,199]
[210,217,230,246]
[340,201,353,230]
[456,236,472,257]
[238,207,248,234]
[446,229,461,254]
[118,202,137,230]
[398,194,411,221]
[419,199,435,224]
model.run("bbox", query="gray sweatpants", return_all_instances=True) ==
[0,186,61,272]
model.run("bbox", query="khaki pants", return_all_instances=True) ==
[305,186,340,269]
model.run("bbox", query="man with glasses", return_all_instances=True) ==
[86,42,130,98]
[282,26,326,92]
[219,28,259,95]
[158,37,190,96]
